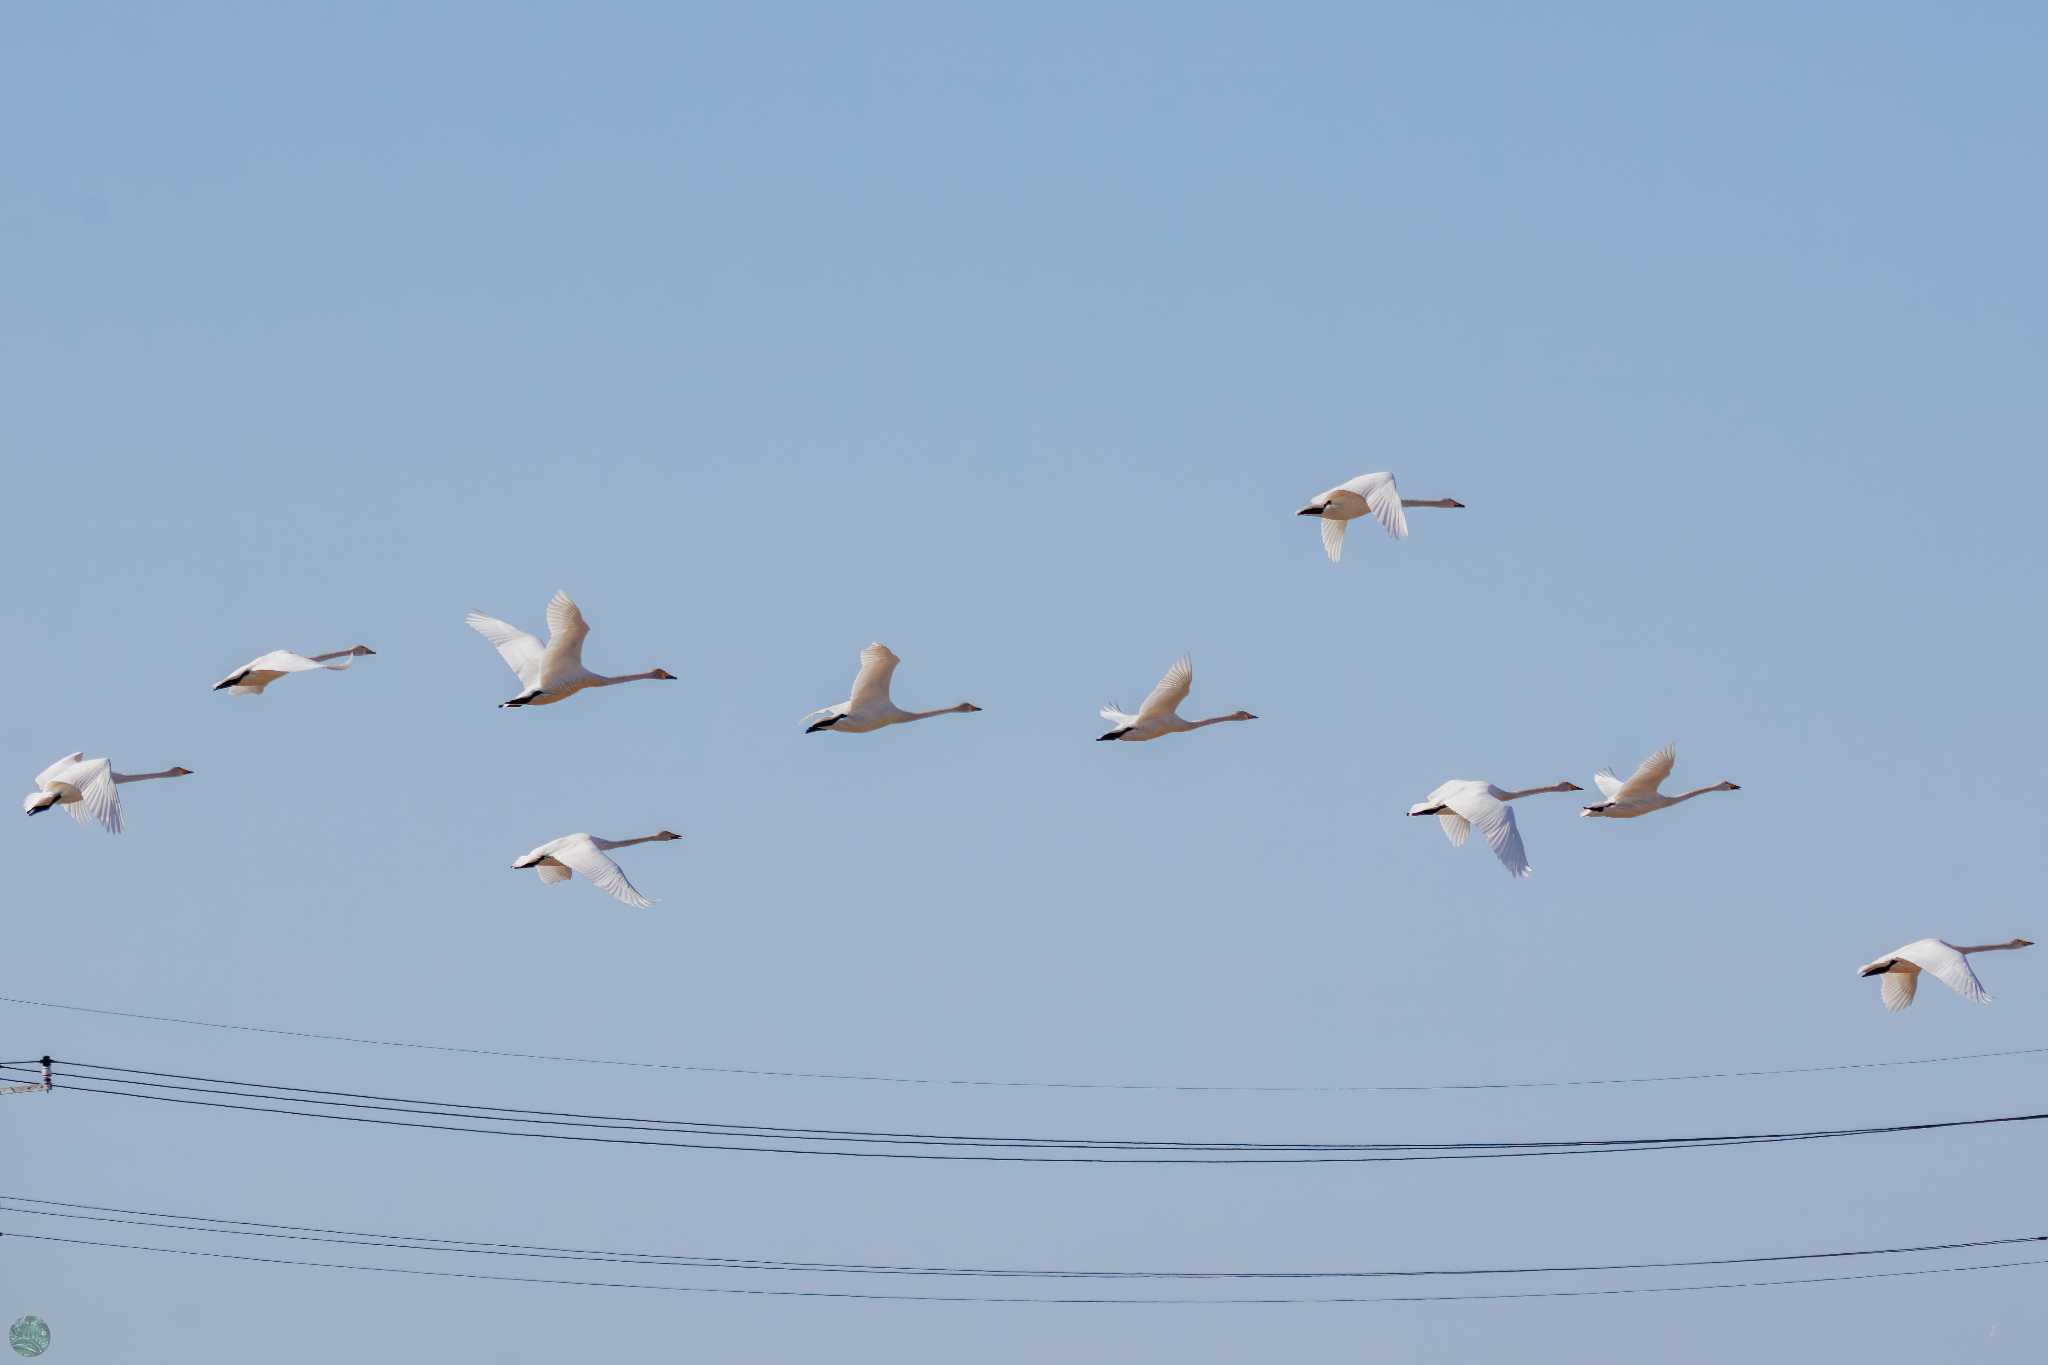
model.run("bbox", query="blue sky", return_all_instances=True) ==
[5,3,2047,1360]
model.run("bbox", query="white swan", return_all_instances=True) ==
[511,831,681,909]
[802,644,980,734]
[1098,657,1256,742]
[466,591,675,708]
[1858,938,2033,1011]
[214,645,375,695]
[1407,779,1582,878]
[22,754,193,834]
[1579,745,1739,818]
[1296,472,1464,563]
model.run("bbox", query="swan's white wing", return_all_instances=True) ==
[1615,745,1676,803]
[216,649,349,693]
[466,613,545,686]
[1880,970,1918,1012]
[1443,785,1528,878]
[848,643,900,711]
[252,650,333,674]
[541,590,591,672]
[34,753,85,788]
[1320,517,1346,563]
[68,760,121,834]
[553,838,654,909]
[1361,473,1409,540]
[1592,769,1623,800]
[1136,657,1194,722]
[1894,940,1988,1004]
[535,863,572,885]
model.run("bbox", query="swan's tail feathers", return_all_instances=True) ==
[1320,517,1346,563]
[1099,705,1137,726]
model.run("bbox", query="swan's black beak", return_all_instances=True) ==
[1727,783,1742,790]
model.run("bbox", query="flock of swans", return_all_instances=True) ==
[20,472,2032,1011]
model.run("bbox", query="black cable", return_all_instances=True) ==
[8,992,2043,1094]
[7,1229,2047,1305]
[14,1061,2048,1165]
[0,1194,2041,1283]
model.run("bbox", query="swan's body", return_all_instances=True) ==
[1407,779,1582,878]
[802,644,981,734]
[1858,938,2033,1011]
[511,831,681,909]
[466,591,674,707]
[1098,657,1256,742]
[214,645,375,695]
[22,754,193,834]
[1579,745,1739,818]
[1296,472,1464,563]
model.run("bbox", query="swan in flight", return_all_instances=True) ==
[1098,657,1256,742]
[802,644,980,734]
[1579,745,1739,818]
[213,645,375,695]
[1407,779,1582,878]
[22,755,193,834]
[1858,938,2033,1011]
[1296,472,1464,563]
[512,831,681,909]
[466,591,675,708]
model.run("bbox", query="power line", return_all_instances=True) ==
[7,992,2043,1094]
[12,1059,2048,1166]
[6,1228,2046,1305]
[1,1194,2042,1283]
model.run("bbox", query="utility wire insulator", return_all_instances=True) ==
[0,1057,51,1097]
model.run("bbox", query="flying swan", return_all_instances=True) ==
[466,591,674,708]
[1858,938,2033,1011]
[1296,472,1464,563]
[1407,779,1582,878]
[802,644,981,734]
[214,645,375,695]
[1098,657,1256,742]
[512,832,682,909]
[22,754,193,834]
[1580,745,1739,818]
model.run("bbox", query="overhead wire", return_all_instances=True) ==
[6,992,2045,1093]
[1,1194,2043,1283]
[6,1228,2047,1305]
[10,1059,2048,1166]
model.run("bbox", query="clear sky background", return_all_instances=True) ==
[5,4,2047,1361]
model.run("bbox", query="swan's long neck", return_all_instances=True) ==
[1497,782,1578,801]
[310,647,361,663]
[1400,497,1463,509]
[903,703,977,722]
[593,833,668,851]
[1188,714,1253,729]
[111,769,187,784]
[1666,785,1728,805]
[588,670,669,687]
[1956,941,2032,956]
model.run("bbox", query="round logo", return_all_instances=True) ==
[7,1317,48,1358]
